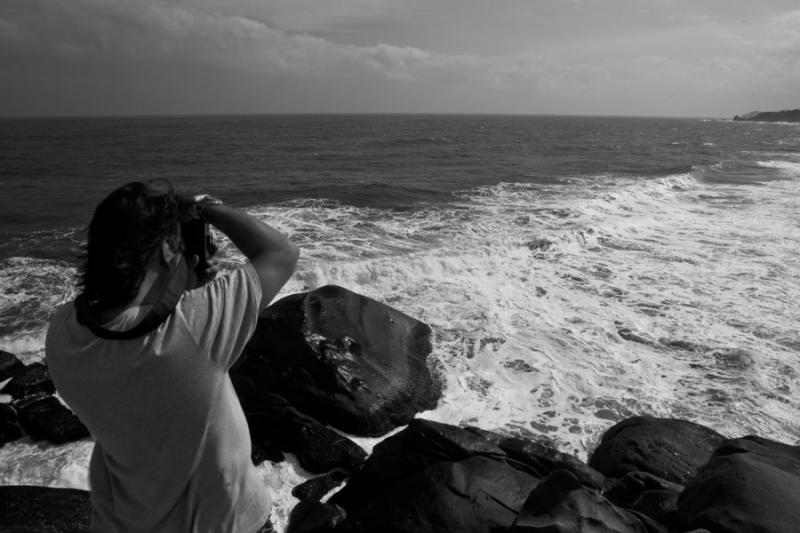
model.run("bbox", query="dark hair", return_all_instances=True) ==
[79,180,180,308]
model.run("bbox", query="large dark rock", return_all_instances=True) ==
[677,436,800,533]
[509,470,661,533]
[292,472,348,502]
[236,285,441,436]
[1,403,22,447]
[0,350,25,382]
[1,362,55,399]
[325,419,603,533]
[0,486,91,533]
[588,416,726,484]
[233,374,367,474]
[500,437,605,491]
[606,471,683,528]
[14,393,89,444]
[287,500,347,533]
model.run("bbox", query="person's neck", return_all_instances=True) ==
[93,255,176,324]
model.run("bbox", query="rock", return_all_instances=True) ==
[733,109,800,123]
[499,436,606,490]
[251,441,284,465]
[509,470,661,533]
[327,419,601,533]
[342,455,536,533]
[0,486,91,533]
[1,362,55,399]
[0,350,25,382]
[588,416,726,484]
[677,436,800,533]
[329,419,507,511]
[236,285,441,436]
[233,374,367,474]
[605,471,683,527]
[292,472,348,502]
[286,500,347,533]
[1,403,22,447]
[14,393,89,444]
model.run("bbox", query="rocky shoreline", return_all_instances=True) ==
[3,285,800,532]
[733,109,800,123]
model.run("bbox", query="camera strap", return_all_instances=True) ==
[74,260,188,340]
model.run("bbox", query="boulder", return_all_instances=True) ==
[677,436,800,533]
[236,285,441,436]
[588,416,726,484]
[499,437,605,491]
[1,362,55,399]
[1,403,22,447]
[326,419,602,533]
[286,500,347,533]
[292,472,348,502]
[0,350,25,382]
[14,393,89,444]
[342,455,536,533]
[509,470,661,533]
[233,374,367,474]
[605,472,683,528]
[0,486,91,533]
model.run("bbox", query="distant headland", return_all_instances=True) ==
[733,109,800,123]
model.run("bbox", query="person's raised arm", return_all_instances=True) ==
[199,202,299,309]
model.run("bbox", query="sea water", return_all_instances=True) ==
[1,115,799,527]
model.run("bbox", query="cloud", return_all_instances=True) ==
[0,0,482,83]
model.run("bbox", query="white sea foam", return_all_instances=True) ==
[2,171,800,531]
[757,159,800,177]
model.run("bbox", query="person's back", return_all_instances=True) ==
[46,182,299,532]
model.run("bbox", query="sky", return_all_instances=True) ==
[1,0,798,118]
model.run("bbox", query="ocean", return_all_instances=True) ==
[1,114,799,525]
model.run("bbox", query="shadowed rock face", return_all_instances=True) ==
[325,419,606,533]
[232,374,367,475]
[14,393,89,444]
[236,285,441,437]
[0,350,25,382]
[588,416,726,484]
[1,363,55,399]
[0,486,90,533]
[509,470,657,533]
[677,436,800,533]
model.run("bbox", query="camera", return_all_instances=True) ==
[181,219,211,273]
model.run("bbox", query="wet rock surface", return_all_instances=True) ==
[233,374,367,475]
[677,436,800,533]
[325,419,605,533]
[236,285,441,437]
[1,362,55,399]
[588,416,726,484]
[14,393,89,444]
[0,350,25,382]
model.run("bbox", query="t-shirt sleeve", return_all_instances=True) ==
[180,262,263,370]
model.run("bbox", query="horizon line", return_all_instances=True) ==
[0,111,725,121]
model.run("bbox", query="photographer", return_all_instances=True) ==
[46,181,298,532]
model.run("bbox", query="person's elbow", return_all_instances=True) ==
[269,240,299,279]
[251,240,300,302]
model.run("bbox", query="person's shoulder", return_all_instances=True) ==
[45,301,77,363]
[48,300,76,328]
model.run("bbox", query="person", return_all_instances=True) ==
[46,181,299,532]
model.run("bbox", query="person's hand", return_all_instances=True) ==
[178,194,223,222]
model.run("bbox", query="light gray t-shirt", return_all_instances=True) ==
[46,264,270,533]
